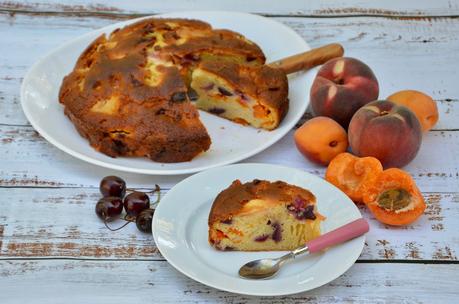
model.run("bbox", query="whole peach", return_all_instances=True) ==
[387,90,439,132]
[348,100,422,168]
[294,116,348,166]
[310,57,379,127]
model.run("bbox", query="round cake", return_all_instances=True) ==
[59,18,288,163]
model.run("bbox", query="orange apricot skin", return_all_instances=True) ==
[363,168,426,226]
[294,116,348,166]
[387,90,439,132]
[325,152,383,204]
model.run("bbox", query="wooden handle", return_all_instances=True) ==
[268,43,344,74]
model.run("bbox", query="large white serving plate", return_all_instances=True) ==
[153,164,365,296]
[21,11,315,175]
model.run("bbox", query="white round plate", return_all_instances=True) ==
[21,11,315,175]
[153,163,365,296]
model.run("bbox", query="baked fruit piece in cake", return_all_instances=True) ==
[59,18,266,163]
[191,61,289,130]
[208,179,324,251]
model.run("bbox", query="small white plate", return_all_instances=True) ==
[20,11,315,175]
[153,163,365,296]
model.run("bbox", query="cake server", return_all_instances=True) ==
[238,217,369,279]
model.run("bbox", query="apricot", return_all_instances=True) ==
[387,90,439,132]
[294,116,348,166]
[310,57,379,127]
[348,100,422,168]
[325,153,383,204]
[363,168,426,226]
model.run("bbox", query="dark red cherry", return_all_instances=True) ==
[218,87,233,96]
[136,209,154,233]
[271,222,282,242]
[95,197,123,221]
[124,191,150,216]
[100,176,126,198]
[254,234,269,242]
[170,91,187,103]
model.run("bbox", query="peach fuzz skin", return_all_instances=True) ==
[294,116,348,166]
[387,90,439,132]
[310,57,379,128]
[348,100,422,168]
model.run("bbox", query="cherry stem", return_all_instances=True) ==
[126,184,162,197]
[122,214,136,222]
[152,184,161,206]
[103,217,131,231]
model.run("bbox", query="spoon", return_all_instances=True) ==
[239,218,369,279]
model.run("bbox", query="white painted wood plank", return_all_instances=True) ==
[0,260,457,303]
[0,125,457,192]
[1,14,458,127]
[0,188,457,260]
[0,188,160,259]
[1,0,459,16]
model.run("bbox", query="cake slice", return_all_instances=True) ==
[208,179,324,251]
[191,61,289,130]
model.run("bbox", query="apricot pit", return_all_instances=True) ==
[377,188,411,211]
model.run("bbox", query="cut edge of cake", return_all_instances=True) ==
[191,61,289,130]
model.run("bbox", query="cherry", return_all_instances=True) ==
[96,179,160,233]
[136,209,154,233]
[95,197,123,221]
[254,234,269,242]
[100,176,126,198]
[218,87,233,96]
[286,196,316,220]
[124,191,150,217]
[271,222,282,242]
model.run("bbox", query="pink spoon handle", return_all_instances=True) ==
[306,218,369,253]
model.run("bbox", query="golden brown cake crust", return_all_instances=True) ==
[208,179,316,226]
[59,18,265,162]
[197,61,289,123]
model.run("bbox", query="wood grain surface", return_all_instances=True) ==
[0,260,457,303]
[1,1,459,303]
[1,0,458,17]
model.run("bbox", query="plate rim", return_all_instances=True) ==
[20,11,313,175]
[152,163,366,296]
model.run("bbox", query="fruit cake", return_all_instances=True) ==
[208,179,323,251]
[59,18,272,163]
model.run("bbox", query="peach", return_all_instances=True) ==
[310,57,379,127]
[387,90,439,132]
[294,116,348,166]
[348,100,422,168]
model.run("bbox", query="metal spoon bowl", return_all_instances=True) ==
[239,251,297,279]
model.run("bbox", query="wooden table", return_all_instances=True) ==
[1,1,458,302]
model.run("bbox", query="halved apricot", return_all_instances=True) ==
[363,168,426,226]
[325,152,383,203]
